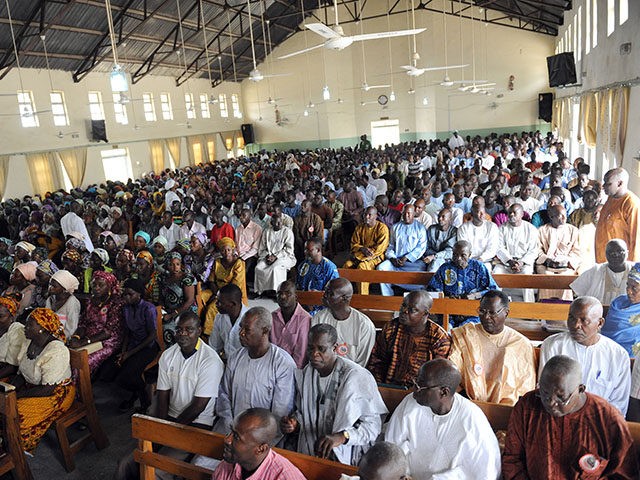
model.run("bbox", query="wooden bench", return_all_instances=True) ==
[131,414,358,480]
[337,269,577,291]
[296,291,570,340]
[54,348,110,472]
[0,382,32,480]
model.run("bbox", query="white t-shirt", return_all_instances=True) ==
[157,340,224,426]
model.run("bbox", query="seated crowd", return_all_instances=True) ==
[0,130,638,477]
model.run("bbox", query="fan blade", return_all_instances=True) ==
[474,83,496,88]
[400,65,417,71]
[367,84,391,89]
[418,64,469,72]
[350,28,426,42]
[306,23,341,39]
[278,44,324,60]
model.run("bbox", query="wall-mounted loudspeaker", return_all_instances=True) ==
[538,93,553,123]
[91,120,108,143]
[241,124,255,145]
[546,52,577,88]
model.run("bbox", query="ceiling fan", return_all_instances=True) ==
[246,0,291,82]
[56,130,80,139]
[458,82,496,92]
[401,64,468,78]
[278,0,425,60]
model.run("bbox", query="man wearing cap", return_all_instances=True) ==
[60,200,94,252]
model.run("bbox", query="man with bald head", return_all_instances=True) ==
[367,291,450,387]
[570,238,634,305]
[539,296,630,415]
[312,278,376,366]
[595,167,640,262]
[385,358,501,479]
[212,408,306,480]
[377,203,428,296]
[341,442,410,480]
[536,204,581,300]
[503,355,638,479]
[343,206,390,295]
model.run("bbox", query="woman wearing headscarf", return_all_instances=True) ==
[0,296,26,378]
[134,251,161,304]
[98,231,120,267]
[33,259,59,308]
[46,270,81,339]
[150,192,166,217]
[60,248,84,292]
[67,271,124,374]
[159,252,196,345]
[110,206,129,246]
[0,238,13,272]
[13,308,75,452]
[114,249,135,283]
[133,231,151,254]
[201,237,248,335]
[13,241,35,269]
[65,236,90,268]
[151,236,168,274]
[186,232,213,282]
[82,248,113,294]
[603,263,640,357]
[4,261,38,315]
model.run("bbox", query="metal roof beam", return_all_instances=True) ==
[0,0,47,78]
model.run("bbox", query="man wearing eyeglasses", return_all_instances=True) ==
[385,358,501,480]
[448,290,536,405]
[503,355,638,479]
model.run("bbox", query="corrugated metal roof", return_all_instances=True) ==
[0,0,570,86]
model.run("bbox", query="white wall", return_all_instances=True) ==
[240,0,555,148]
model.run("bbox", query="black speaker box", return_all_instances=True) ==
[91,119,108,143]
[241,123,255,145]
[538,93,553,123]
[546,52,577,87]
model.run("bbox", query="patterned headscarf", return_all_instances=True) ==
[36,259,59,277]
[136,250,154,265]
[30,308,66,342]
[217,237,236,250]
[151,236,168,250]
[629,263,640,284]
[92,270,120,295]
[191,232,208,247]
[134,231,151,245]
[166,252,183,263]
[116,249,135,264]
[15,241,36,253]
[0,296,19,317]
[51,270,80,293]
[0,238,12,247]
[176,239,191,252]
[65,237,86,252]
[61,248,82,265]
[16,261,38,282]
[92,248,110,266]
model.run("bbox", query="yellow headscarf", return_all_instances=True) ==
[30,308,65,342]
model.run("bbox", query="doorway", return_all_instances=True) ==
[371,119,400,148]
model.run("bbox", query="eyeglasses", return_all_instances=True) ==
[536,386,579,407]
[412,379,441,393]
[477,306,507,317]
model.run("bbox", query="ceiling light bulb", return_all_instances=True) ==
[422,96,428,106]
[408,88,415,95]
[337,98,344,104]
[389,91,396,101]
[303,109,309,116]
[322,86,331,100]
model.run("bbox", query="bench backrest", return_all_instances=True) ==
[131,415,358,480]
[337,269,577,290]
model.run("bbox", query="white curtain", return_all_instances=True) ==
[26,152,63,195]
[56,147,87,188]
[148,139,166,174]
[165,137,181,169]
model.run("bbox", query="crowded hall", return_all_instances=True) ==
[0,0,639,478]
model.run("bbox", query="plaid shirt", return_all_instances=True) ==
[367,318,451,387]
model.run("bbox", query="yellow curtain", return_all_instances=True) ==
[235,131,245,150]
[203,133,217,162]
[148,139,165,174]
[56,147,87,188]
[165,137,181,168]
[583,92,598,148]
[610,86,630,166]
[26,152,62,195]
[0,155,9,200]
[186,135,203,166]
[220,131,235,153]
[597,90,612,156]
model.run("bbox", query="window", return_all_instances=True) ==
[607,0,615,36]
[88,91,104,121]
[572,16,577,56]
[50,91,69,127]
[592,0,598,49]
[185,93,196,119]
[231,94,242,118]
[586,1,591,54]
[199,94,210,118]
[620,0,628,25]
[577,7,582,61]
[142,93,156,122]
[567,23,572,51]
[101,148,133,183]
[17,91,39,128]
[112,93,129,125]
[219,93,228,118]
[160,92,173,120]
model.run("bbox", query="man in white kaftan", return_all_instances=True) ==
[539,297,630,415]
[457,197,499,269]
[385,358,501,480]
[493,203,538,302]
[570,239,633,305]
[281,324,387,466]
[312,278,376,367]
[254,213,296,294]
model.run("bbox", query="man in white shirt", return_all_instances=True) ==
[312,278,376,367]
[60,201,94,252]
[457,197,499,269]
[254,212,296,296]
[518,182,543,217]
[539,296,630,415]
[164,179,181,211]
[159,211,182,251]
[385,358,501,480]
[493,203,539,302]
[570,239,633,305]
[448,130,465,150]
[413,198,433,230]
[179,210,206,241]
[208,284,250,361]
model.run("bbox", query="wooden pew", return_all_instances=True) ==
[0,382,33,480]
[131,414,359,480]
[296,291,570,340]
[337,269,577,291]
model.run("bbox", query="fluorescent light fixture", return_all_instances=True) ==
[303,109,309,116]
[110,65,128,92]
[389,91,396,101]
[322,85,331,100]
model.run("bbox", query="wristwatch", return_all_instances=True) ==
[342,430,350,444]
